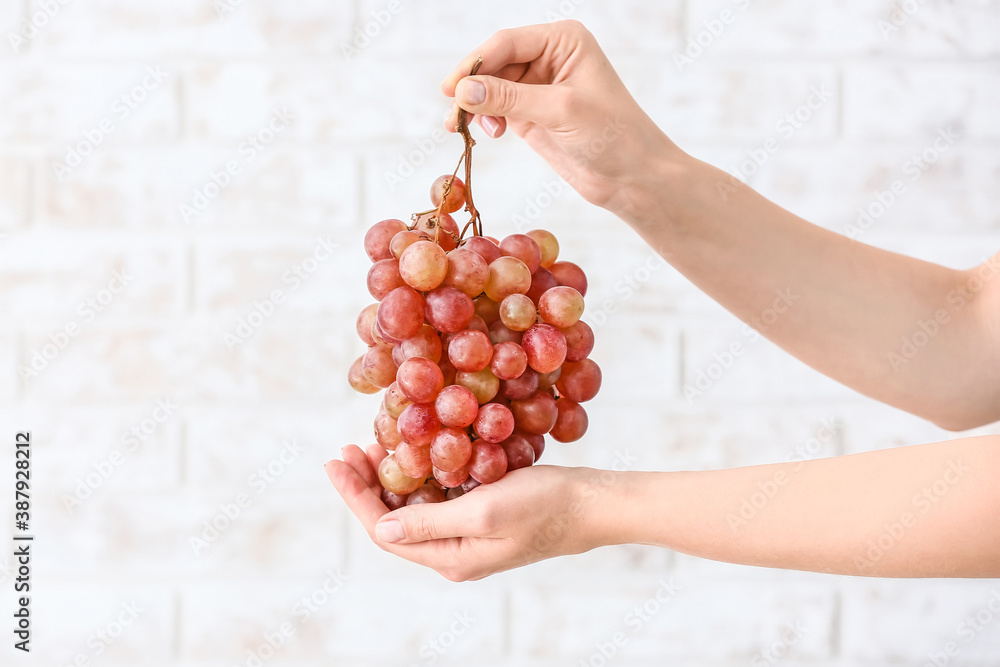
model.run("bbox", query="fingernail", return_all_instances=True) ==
[458,79,485,105]
[376,520,405,543]
[481,115,499,137]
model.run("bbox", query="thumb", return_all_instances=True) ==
[374,495,485,544]
[455,75,561,127]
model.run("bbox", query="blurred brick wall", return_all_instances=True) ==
[1,0,1000,665]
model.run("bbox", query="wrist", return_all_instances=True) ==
[571,467,647,551]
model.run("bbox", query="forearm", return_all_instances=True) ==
[612,149,1000,429]
[596,436,1000,577]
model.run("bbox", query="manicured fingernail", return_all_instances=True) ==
[481,115,499,137]
[458,79,485,105]
[376,520,405,543]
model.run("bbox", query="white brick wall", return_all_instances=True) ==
[2,0,999,664]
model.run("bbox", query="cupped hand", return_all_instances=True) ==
[440,20,681,212]
[325,444,618,581]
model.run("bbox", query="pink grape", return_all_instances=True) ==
[462,236,502,264]
[434,384,479,428]
[407,483,447,505]
[395,441,432,478]
[396,357,445,404]
[391,344,406,367]
[474,296,501,325]
[562,320,595,361]
[526,267,559,304]
[365,219,407,262]
[439,358,457,386]
[537,366,561,390]
[399,324,443,363]
[538,286,585,328]
[424,286,474,333]
[500,234,542,274]
[467,315,490,335]
[455,367,500,404]
[429,175,467,214]
[448,330,493,372]
[526,229,559,268]
[499,293,537,331]
[383,381,412,419]
[399,240,448,291]
[443,248,489,297]
[521,323,567,373]
[356,303,378,346]
[397,403,440,446]
[550,261,588,296]
[382,488,409,510]
[485,256,532,302]
[490,341,527,380]
[413,212,459,251]
[468,442,507,484]
[510,390,558,435]
[377,287,425,341]
[371,318,400,346]
[550,397,589,442]
[500,434,536,471]
[349,354,380,394]
[500,368,538,400]
[519,430,546,462]
[361,345,397,388]
[435,465,470,489]
[430,427,473,472]
[390,229,431,259]
[374,410,402,450]
[461,476,482,493]
[556,358,602,402]
[489,319,523,345]
[378,454,425,495]
[367,259,406,301]
[473,403,515,443]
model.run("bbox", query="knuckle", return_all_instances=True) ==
[413,514,435,540]
[471,501,498,534]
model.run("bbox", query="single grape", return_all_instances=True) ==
[500,234,542,274]
[434,384,479,428]
[550,397,589,442]
[499,368,539,400]
[349,354,380,394]
[499,293,537,331]
[461,476,482,493]
[438,357,457,386]
[365,219,407,262]
[378,454,425,495]
[424,286,474,333]
[448,329,493,372]
[396,403,441,446]
[374,410,402,450]
[526,229,559,268]
[462,236,502,264]
[500,434,536,471]
[442,248,489,298]
[445,486,465,500]
[556,358,602,402]
[391,344,406,367]
[474,296,501,325]
[510,390,558,435]
[467,315,490,336]
[361,344,397,388]
[521,323,568,373]
[399,324,443,363]
[390,229,431,259]
[430,427,473,472]
[538,286,585,328]
[489,319,523,345]
[525,267,559,304]
[377,287,425,341]
[485,256,532,302]
[429,175,467,214]
[399,240,448,291]
[434,465,470,489]
[562,320,595,361]
[455,367,500,404]
[356,303,379,346]
[382,488,409,510]
[371,318,400,346]
[413,212,459,251]
[468,442,508,484]
[367,259,406,301]
[473,403,516,443]
[407,483,448,505]
[383,381,412,419]
[550,261,588,296]
[396,357,445,404]
[519,430,546,462]
[537,366,561,390]
[490,341,528,380]
[395,441,433,479]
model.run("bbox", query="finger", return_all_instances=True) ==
[341,445,379,491]
[324,459,388,541]
[441,23,560,94]
[364,443,389,479]
[374,492,490,544]
[454,75,565,129]
[443,103,506,139]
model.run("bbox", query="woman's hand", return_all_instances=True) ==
[325,444,621,581]
[441,20,682,213]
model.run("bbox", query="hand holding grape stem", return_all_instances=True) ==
[329,21,1000,580]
